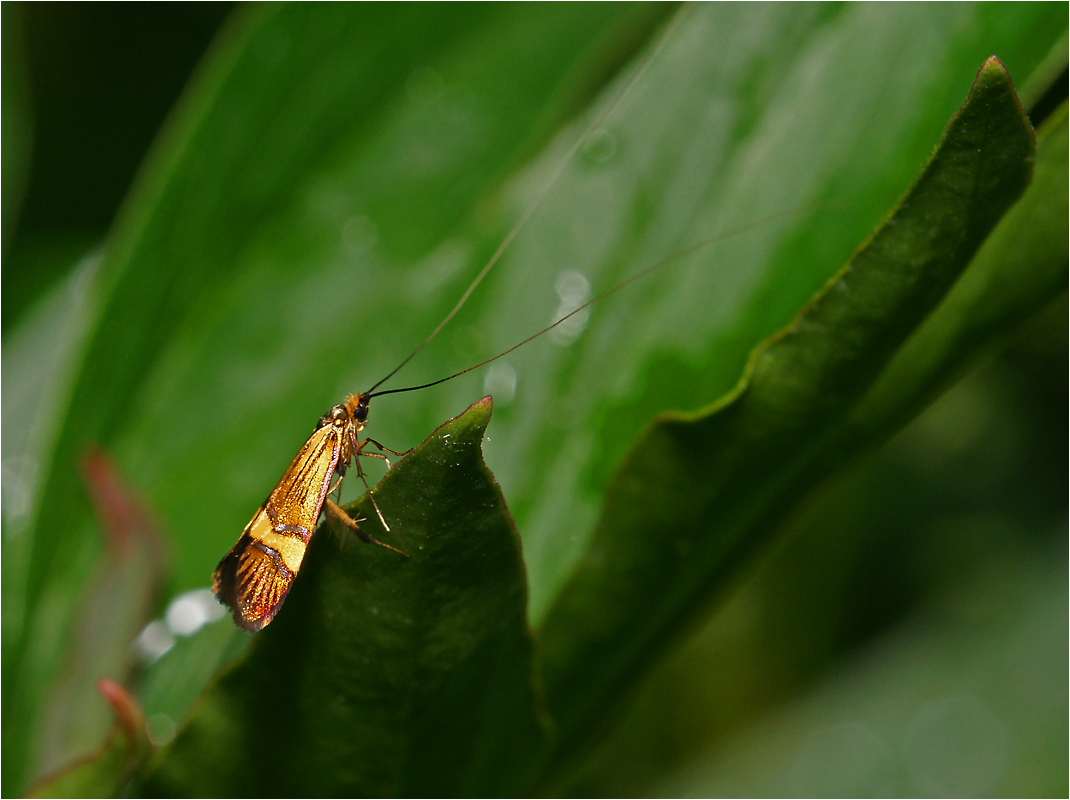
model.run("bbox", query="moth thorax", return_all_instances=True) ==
[316,404,345,431]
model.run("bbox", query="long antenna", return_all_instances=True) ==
[365,8,686,396]
[368,210,797,400]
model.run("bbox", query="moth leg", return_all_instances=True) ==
[358,449,392,471]
[343,436,415,532]
[348,431,393,530]
[325,503,365,552]
[324,498,408,557]
[361,438,411,458]
[326,472,374,534]
[359,437,413,469]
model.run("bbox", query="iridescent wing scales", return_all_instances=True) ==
[212,424,344,632]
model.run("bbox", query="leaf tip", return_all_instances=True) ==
[980,54,1008,75]
[969,54,1019,100]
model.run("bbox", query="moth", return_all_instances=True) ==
[213,392,404,632]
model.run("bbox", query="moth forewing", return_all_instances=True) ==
[213,408,354,632]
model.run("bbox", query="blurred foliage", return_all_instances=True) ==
[2,2,233,325]
[3,4,1066,797]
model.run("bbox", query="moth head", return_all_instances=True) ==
[345,392,371,428]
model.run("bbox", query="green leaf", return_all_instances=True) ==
[4,4,1064,795]
[3,5,665,792]
[140,398,552,796]
[537,57,1037,758]
[849,100,1068,436]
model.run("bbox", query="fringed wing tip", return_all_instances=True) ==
[212,536,293,633]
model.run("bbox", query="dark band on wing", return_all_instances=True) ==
[212,532,295,633]
[249,541,293,579]
[265,503,312,542]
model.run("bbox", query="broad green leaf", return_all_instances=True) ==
[2,5,665,792]
[139,399,551,796]
[537,57,1036,758]
[547,100,1067,796]
[4,3,1064,795]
